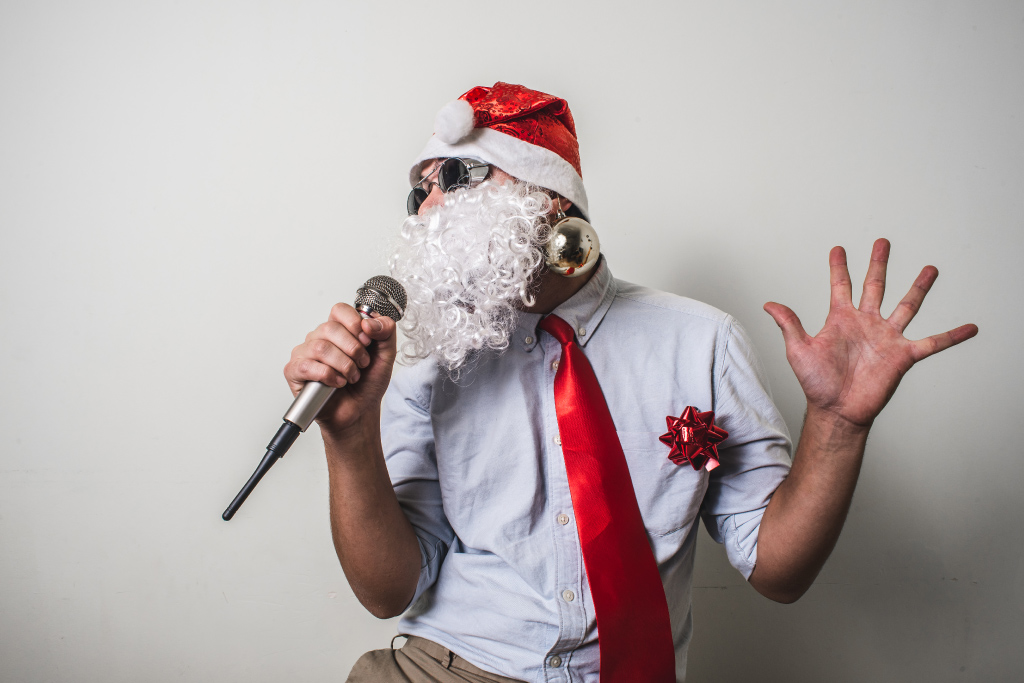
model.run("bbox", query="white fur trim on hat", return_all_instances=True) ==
[434,100,475,144]
[410,127,590,220]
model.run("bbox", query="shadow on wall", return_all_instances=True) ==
[687,484,1024,682]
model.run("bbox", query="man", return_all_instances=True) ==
[284,83,977,682]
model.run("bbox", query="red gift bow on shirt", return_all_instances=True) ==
[659,406,728,471]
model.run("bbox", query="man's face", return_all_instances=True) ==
[390,165,554,374]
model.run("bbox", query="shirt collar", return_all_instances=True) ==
[517,257,617,350]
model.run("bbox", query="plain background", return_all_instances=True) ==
[1,1,1021,681]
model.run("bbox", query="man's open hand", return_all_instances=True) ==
[763,238,978,428]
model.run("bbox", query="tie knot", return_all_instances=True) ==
[539,314,575,346]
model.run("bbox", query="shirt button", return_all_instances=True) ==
[550,655,562,668]
[524,336,533,344]
[578,327,586,336]
[553,434,561,446]
[551,359,559,371]
[562,589,575,602]
[557,513,570,525]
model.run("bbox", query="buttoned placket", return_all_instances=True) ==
[512,260,618,680]
[539,327,587,682]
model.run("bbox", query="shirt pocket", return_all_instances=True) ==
[616,431,708,537]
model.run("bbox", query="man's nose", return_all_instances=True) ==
[417,184,445,215]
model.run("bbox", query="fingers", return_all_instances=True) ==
[284,303,377,393]
[858,238,890,313]
[285,331,363,391]
[284,357,347,396]
[319,320,373,368]
[910,323,979,362]
[764,302,810,347]
[888,265,939,332]
[829,246,854,309]
[330,302,372,345]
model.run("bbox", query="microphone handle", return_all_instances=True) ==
[221,309,372,521]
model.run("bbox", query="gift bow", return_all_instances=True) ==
[659,406,728,471]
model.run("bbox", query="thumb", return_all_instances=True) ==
[362,314,396,342]
[763,302,809,347]
[361,314,398,366]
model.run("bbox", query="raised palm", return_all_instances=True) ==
[764,239,978,427]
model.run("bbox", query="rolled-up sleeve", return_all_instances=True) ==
[701,317,793,579]
[380,362,455,607]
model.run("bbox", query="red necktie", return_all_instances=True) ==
[539,314,676,682]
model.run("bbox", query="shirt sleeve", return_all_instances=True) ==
[380,361,456,608]
[701,317,793,579]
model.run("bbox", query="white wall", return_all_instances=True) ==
[1,1,1021,681]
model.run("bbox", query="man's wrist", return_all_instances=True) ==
[319,411,382,460]
[804,403,872,442]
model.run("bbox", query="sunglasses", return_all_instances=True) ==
[407,158,490,215]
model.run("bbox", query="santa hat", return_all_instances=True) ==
[409,82,589,220]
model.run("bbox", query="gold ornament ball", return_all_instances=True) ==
[545,217,601,278]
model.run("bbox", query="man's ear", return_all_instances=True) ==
[551,195,573,216]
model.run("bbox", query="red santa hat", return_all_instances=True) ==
[409,82,589,220]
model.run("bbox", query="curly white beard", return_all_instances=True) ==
[388,181,551,375]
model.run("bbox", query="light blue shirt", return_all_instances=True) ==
[381,259,792,682]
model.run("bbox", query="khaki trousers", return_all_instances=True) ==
[346,636,525,683]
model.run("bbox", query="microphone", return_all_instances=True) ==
[222,276,407,521]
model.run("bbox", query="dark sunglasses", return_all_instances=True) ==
[407,158,490,215]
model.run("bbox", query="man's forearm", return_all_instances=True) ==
[322,413,422,619]
[748,404,870,603]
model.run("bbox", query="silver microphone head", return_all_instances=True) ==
[355,275,407,321]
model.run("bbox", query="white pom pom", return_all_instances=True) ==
[434,100,475,144]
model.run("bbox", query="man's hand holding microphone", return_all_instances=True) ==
[222,276,405,521]
[285,303,398,435]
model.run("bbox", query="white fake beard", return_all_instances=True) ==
[388,181,551,375]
